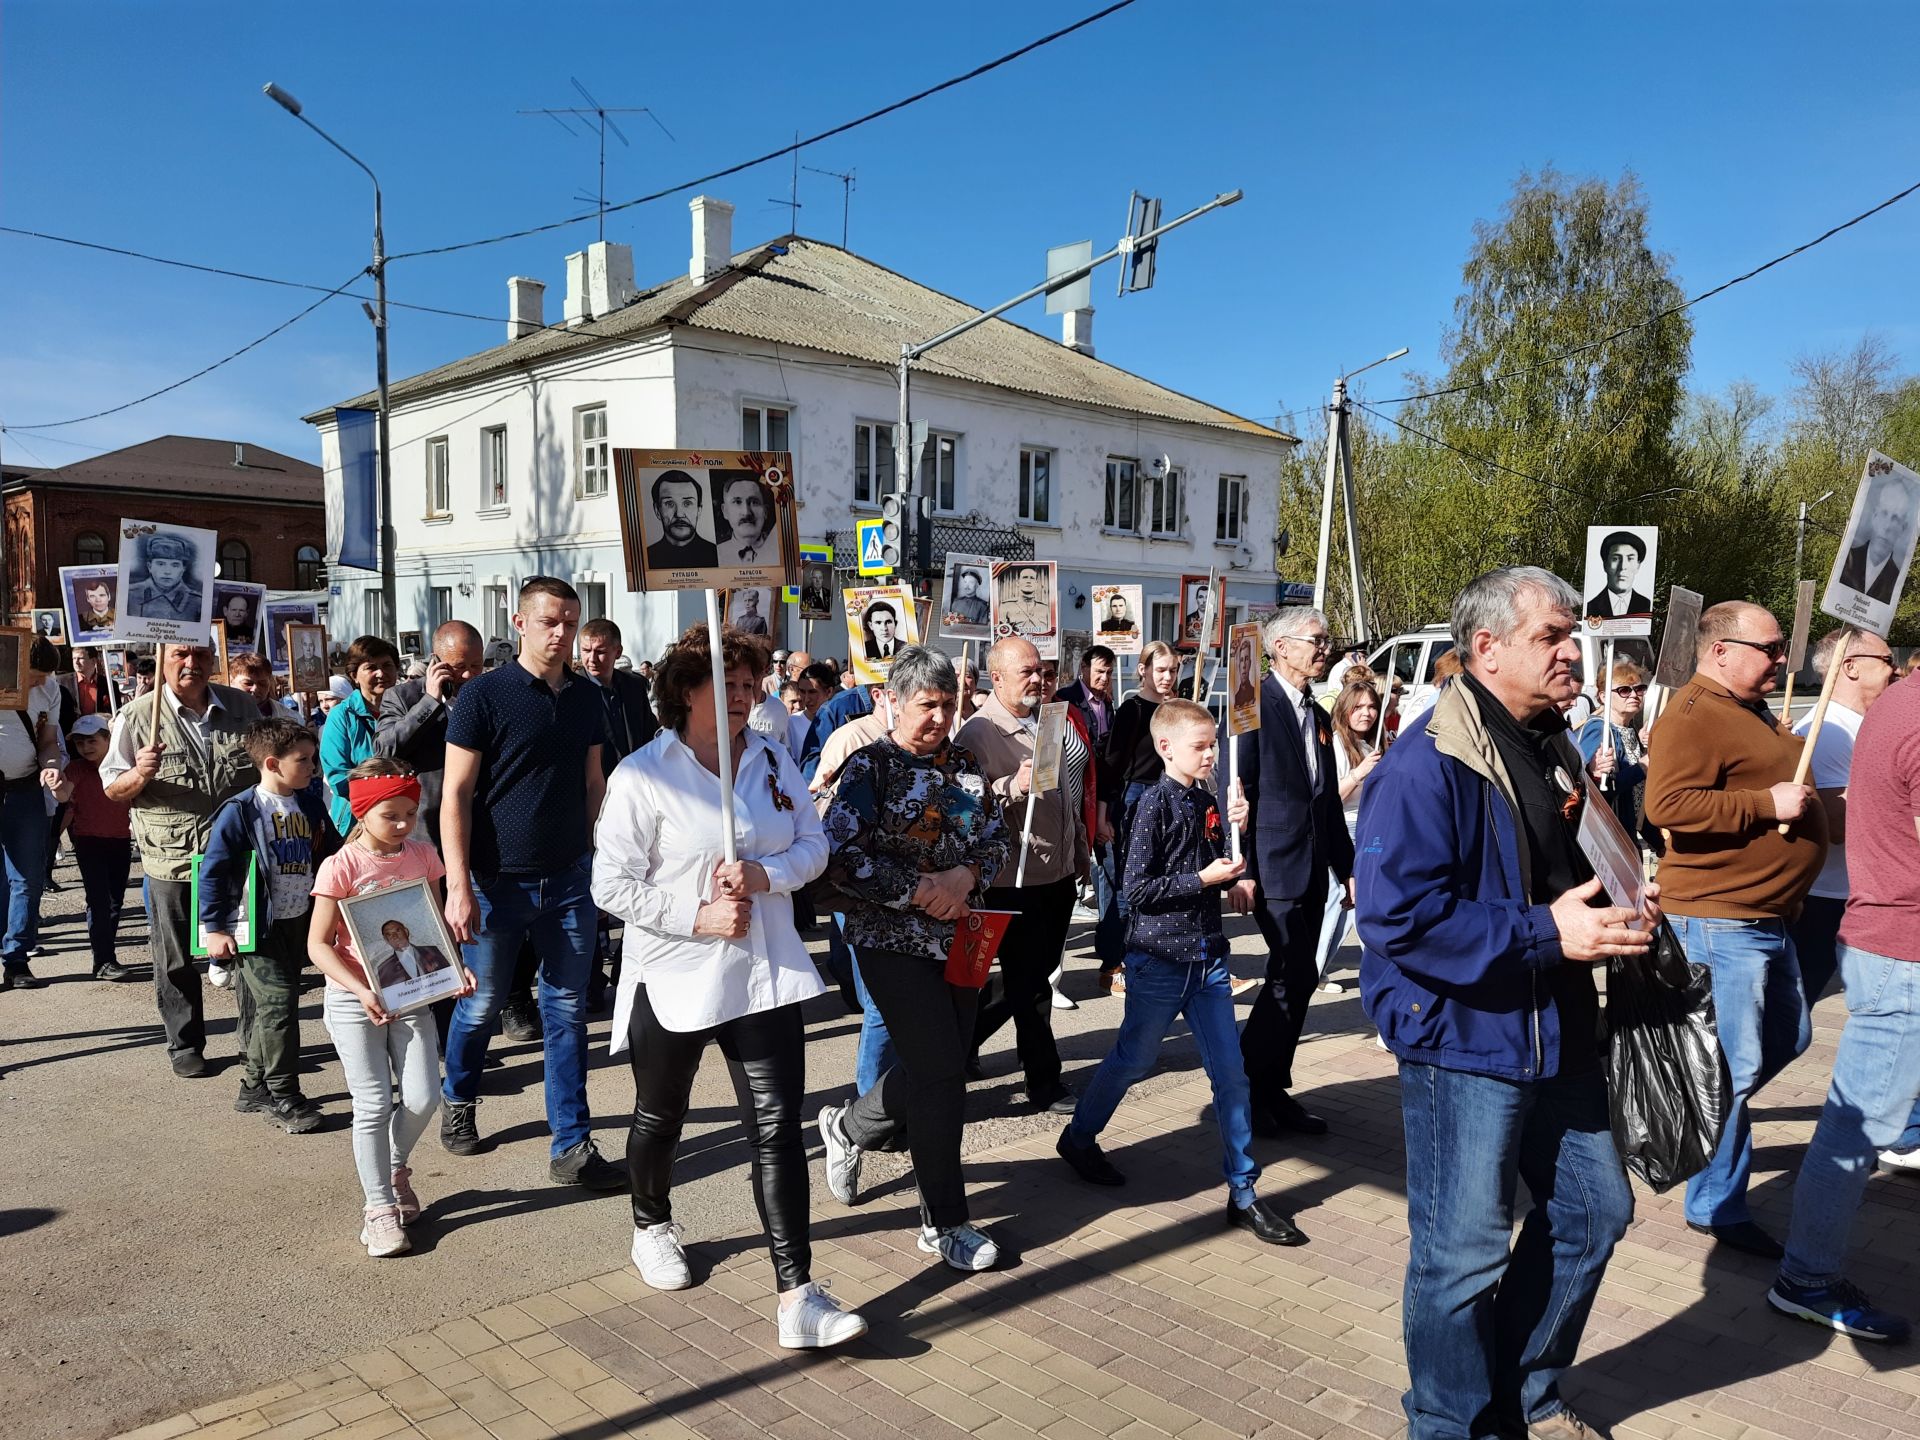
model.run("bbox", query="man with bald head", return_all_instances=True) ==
[377,619,485,845]
[1646,599,1828,1260]
[957,635,1090,1112]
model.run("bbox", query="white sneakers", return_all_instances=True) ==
[1049,963,1077,1010]
[207,963,233,990]
[919,1222,1000,1272]
[1879,1147,1920,1174]
[777,1282,869,1349]
[632,1221,692,1290]
[818,1105,864,1206]
[360,1205,410,1258]
[391,1166,420,1225]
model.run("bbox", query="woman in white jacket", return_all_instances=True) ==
[591,622,866,1351]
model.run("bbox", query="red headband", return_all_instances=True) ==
[348,775,421,818]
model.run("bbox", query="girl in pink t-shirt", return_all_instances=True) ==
[307,757,472,1257]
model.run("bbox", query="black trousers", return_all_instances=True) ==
[146,877,204,1059]
[971,876,1076,1099]
[626,984,812,1292]
[1240,870,1329,1108]
[72,835,132,973]
[843,946,980,1230]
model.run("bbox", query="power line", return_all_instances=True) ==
[1353,398,1589,499]
[1378,174,1920,408]
[386,0,1141,261]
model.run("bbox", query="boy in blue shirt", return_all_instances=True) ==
[1056,698,1307,1246]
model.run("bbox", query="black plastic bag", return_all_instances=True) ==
[1605,919,1731,1192]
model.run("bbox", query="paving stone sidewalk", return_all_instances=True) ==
[116,1001,1920,1440]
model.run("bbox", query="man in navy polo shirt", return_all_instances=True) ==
[439,576,624,1189]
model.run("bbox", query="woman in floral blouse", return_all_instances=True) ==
[815,645,1010,1272]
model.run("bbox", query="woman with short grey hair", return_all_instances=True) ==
[815,645,1012,1272]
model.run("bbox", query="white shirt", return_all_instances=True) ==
[1795,700,1864,901]
[0,677,59,780]
[1333,737,1376,836]
[1273,673,1318,786]
[748,694,787,739]
[592,728,828,1041]
[100,685,231,788]
[390,944,424,981]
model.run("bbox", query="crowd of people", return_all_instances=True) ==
[5,566,1916,1418]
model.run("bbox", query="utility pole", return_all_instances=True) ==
[1796,488,1835,591]
[1310,348,1407,642]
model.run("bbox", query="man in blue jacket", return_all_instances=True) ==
[1357,566,1657,1440]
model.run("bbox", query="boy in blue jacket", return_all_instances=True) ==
[200,716,341,1133]
[1055,699,1307,1247]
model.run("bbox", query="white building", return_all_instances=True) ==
[305,196,1296,669]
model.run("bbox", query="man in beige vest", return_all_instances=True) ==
[101,644,260,1077]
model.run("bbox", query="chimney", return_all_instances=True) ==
[690,195,735,282]
[564,250,591,326]
[1063,306,1094,357]
[588,242,636,316]
[508,276,546,340]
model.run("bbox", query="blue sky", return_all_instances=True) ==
[3,1,1917,469]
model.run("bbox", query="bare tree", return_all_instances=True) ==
[1790,333,1899,466]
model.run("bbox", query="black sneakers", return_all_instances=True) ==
[3,965,44,990]
[263,1095,323,1134]
[170,1050,207,1078]
[550,1138,628,1190]
[1057,1129,1126,1187]
[234,1081,273,1114]
[441,1099,484,1156]
[93,960,132,982]
[500,997,543,1044]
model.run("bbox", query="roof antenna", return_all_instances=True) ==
[518,78,673,243]
[803,164,856,247]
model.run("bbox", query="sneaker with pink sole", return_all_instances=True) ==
[391,1166,420,1224]
[360,1205,411,1258]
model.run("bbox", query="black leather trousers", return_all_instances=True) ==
[626,983,811,1291]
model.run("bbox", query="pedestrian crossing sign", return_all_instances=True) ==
[856,517,891,576]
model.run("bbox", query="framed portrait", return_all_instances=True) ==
[32,608,66,646]
[338,878,470,1016]
[1030,700,1070,795]
[1576,782,1649,929]
[399,631,423,657]
[1226,621,1264,737]
[1582,525,1659,638]
[612,448,799,594]
[116,517,216,647]
[287,623,330,694]
[720,586,777,639]
[939,552,995,641]
[1823,450,1920,638]
[1090,583,1143,655]
[796,543,834,621]
[210,580,266,658]
[189,852,258,957]
[991,560,1059,659]
[261,599,319,670]
[1176,573,1224,651]
[844,583,918,685]
[60,564,120,647]
[0,628,29,710]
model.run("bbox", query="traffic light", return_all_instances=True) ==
[879,492,906,571]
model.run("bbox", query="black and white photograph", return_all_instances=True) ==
[1823,450,1920,637]
[722,586,775,637]
[261,599,319,670]
[116,517,216,647]
[0,629,27,710]
[1177,573,1223,651]
[991,560,1058,659]
[1091,583,1143,654]
[798,555,836,622]
[288,623,329,694]
[338,878,469,1016]
[845,583,918,684]
[1581,524,1659,637]
[940,552,994,641]
[613,448,799,593]
[211,580,266,657]
[59,564,119,647]
[32,608,66,645]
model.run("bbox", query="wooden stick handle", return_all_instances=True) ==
[149,659,164,752]
[1779,626,1848,835]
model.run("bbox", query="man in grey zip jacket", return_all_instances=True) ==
[376,621,483,845]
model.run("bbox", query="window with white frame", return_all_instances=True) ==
[1149,600,1178,647]
[853,421,896,506]
[1146,465,1183,538]
[1104,457,1138,531]
[425,436,451,517]
[483,584,509,640]
[742,403,791,452]
[575,405,609,498]
[1018,447,1053,525]
[364,592,384,638]
[1216,474,1245,543]
[430,587,454,630]
[482,425,508,509]
[922,433,959,512]
[579,581,607,623]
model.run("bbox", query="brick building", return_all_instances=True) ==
[3,435,327,624]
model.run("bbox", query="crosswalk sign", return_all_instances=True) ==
[856,517,892,576]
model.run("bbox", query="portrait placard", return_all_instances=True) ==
[719,586,777,638]
[797,543,834,621]
[1582,525,1658,637]
[60,564,120,647]
[262,600,319,670]
[612,449,799,594]
[116,518,216,647]
[1652,587,1704,689]
[845,584,918,685]
[1090,584,1142,654]
[939,552,995,641]
[339,877,470,1016]
[287,623,329,694]
[991,560,1058,659]
[189,852,258,957]
[1030,701,1070,794]
[1822,450,1920,638]
[1226,621,1264,736]
[1576,783,1649,929]
[0,628,29,710]
[1176,573,1224,651]
[1787,579,1817,674]
[211,580,266,658]
[32,608,66,645]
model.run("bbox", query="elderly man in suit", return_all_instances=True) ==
[1233,607,1354,1137]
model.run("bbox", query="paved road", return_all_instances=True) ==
[0,852,1334,1440]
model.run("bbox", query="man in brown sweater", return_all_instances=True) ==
[1645,600,1827,1259]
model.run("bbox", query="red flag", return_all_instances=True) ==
[945,909,1015,989]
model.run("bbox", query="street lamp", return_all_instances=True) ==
[264,81,395,637]
[1313,347,1410,625]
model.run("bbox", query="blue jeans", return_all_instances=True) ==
[1068,949,1257,1203]
[443,858,597,1157]
[1090,843,1124,971]
[1398,1060,1633,1439]
[1787,893,1844,1012]
[1,782,49,970]
[842,915,896,1097]
[1668,914,1811,1226]
[1781,943,1920,1286]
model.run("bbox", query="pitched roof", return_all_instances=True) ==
[4,435,322,504]
[308,238,1292,444]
